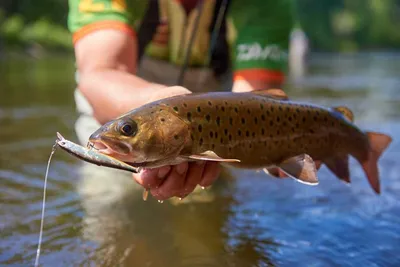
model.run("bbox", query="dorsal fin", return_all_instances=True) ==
[252,88,289,101]
[332,106,354,122]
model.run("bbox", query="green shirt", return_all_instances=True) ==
[68,0,294,82]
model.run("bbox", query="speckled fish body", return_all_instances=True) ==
[158,93,367,167]
[88,90,392,193]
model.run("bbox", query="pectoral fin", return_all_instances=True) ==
[184,151,241,162]
[278,154,319,185]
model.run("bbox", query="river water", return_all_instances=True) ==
[1,52,399,266]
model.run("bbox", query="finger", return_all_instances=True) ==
[151,162,189,200]
[178,161,206,199]
[199,162,221,187]
[133,166,171,189]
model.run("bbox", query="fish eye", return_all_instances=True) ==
[120,120,138,136]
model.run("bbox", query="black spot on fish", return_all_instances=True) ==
[210,131,214,138]
[261,114,266,121]
[247,109,251,114]
[183,103,187,108]
[173,106,179,112]
[302,117,306,123]
[199,138,203,146]
[246,131,250,137]
[241,118,246,124]
[221,106,225,112]
[283,122,287,126]
[229,134,232,141]
[269,121,274,126]
[224,101,228,105]
[279,106,283,111]
[198,124,203,132]
[197,106,201,112]
[310,129,315,134]
[261,128,265,135]
[212,144,215,149]
[187,112,192,122]
[215,132,218,138]
[190,134,194,141]
[234,107,239,113]
[174,135,179,140]
[208,101,212,106]
[160,118,165,122]
[291,127,295,133]
[276,117,280,122]
[229,118,233,125]
[324,117,328,122]
[277,130,280,135]
[249,144,252,149]
[220,138,224,144]
[216,117,221,126]
[238,130,242,136]
[254,117,258,124]
[206,114,211,122]
[240,101,243,105]
[313,116,317,122]
[252,132,256,137]
[215,105,219,110]
[224,129,228,135]
[266,110,270,116]
[288,116,292,121]
[296,108,300,113]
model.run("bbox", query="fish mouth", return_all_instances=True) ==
[88,138,131,159]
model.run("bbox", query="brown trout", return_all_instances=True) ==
[88,89,392,194]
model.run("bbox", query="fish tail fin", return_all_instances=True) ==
[360,132,392,194]
[323,155,351,184]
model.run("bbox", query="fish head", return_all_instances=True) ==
[88,107,190,164]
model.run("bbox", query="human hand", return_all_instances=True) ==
[133,161,221,201]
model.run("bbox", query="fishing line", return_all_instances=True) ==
[176,0,206,85]
[34,141,58,267]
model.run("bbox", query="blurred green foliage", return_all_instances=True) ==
[0,0,399,53]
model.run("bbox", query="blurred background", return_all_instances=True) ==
[1,0,400,54]
[1,1,400,267]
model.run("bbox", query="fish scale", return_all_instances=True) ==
[88,89,392,194]
[164,94,361,168]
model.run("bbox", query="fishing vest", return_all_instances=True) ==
[136,0,231,78]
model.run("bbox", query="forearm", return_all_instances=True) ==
[78,69,166,124]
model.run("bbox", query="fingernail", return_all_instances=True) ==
[176,163,188,175]
[158,166,171,178]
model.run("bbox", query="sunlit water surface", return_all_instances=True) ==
[1,52,399,267]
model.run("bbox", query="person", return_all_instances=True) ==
[67,0,295,201]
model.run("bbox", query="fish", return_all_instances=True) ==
[56,132,140,174]
[87,89,392,194]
